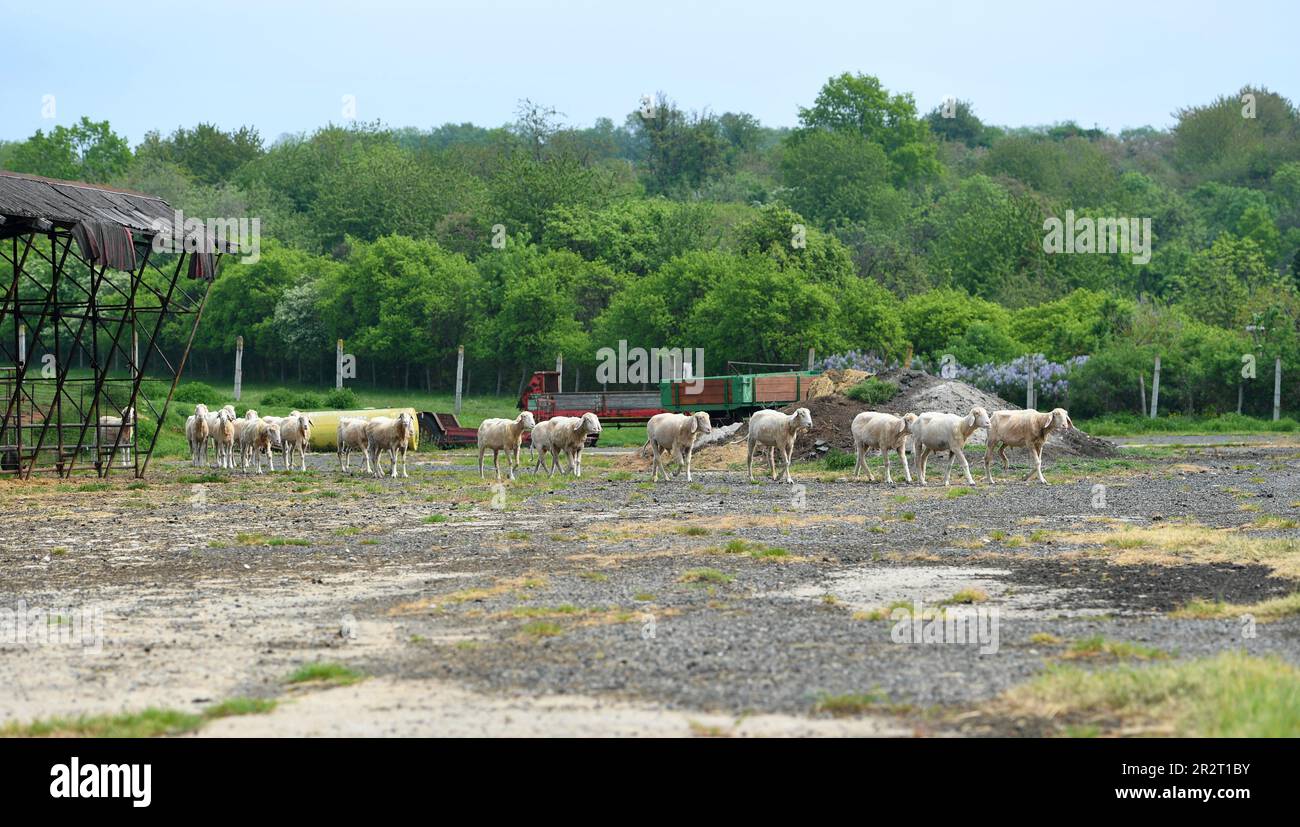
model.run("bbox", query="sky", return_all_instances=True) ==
[2,0,1298,145]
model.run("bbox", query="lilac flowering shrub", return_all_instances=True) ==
[817,350,933,375]
[818,351,1087,406]
[953,354,1087,406]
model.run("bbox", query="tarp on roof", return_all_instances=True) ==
[0,170,238,278]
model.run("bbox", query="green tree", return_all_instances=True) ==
[791,73,940,185]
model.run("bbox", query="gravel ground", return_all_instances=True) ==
[1,438,1298,736]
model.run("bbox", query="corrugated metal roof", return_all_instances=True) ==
[0,170,239,255]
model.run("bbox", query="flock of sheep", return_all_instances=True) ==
[183,405,413,478]
[473,404,1075,486]
[177,399,1074,486]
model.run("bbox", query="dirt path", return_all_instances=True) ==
[2,438,1298,736]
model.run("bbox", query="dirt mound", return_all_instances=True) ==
[781,368,1116,460]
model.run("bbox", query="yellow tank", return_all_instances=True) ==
[303,407,419,451]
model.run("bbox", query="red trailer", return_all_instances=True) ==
[518,371,663,429]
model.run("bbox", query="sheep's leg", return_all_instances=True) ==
[1029,444,1047,484]
[898,445,913,483]
[685,445,694,482]
[746,440,757,483]
[650,444,661,482]
[918,447,929,486]
[942,450,955,486]
[853,441,863,480]
[957,449,974,485]
[999,445,1010,471]
[881,447,892,484]
[492,449,503,482]
[768,447,778,481]
[478,447,487,479]
[669,445,685,479]
[782,444,794,484]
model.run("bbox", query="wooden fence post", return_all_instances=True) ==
[455,345,465,416]
[1149,355,1161,419]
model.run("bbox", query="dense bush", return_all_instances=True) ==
[845,378,899,405]
[173,381,219,404]
[324,387,359,409]
[259,388,325,410]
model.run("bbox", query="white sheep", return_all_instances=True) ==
[984,407,1073,484]
[366,412,414,479]
[337,417,373,474]
[851,411,917,484]
[477,412,536,481]
[201,405,237,468]
[203,405,237,467]
[186,404,210,467]
[236,416,281,474]
[532,413,601,477]
[912,406,991,486]
[97,406,135,466]
[529,419,562,476]
[644,411,712,483]
[279,411,314,472]
[746,407,813,484]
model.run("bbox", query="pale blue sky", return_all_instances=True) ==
[3,0,1297,144]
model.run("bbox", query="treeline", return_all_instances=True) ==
[3,76,1300,415]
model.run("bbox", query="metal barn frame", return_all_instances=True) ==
[0,171,230,478]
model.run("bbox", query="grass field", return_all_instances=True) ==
[1079,412,1300,436]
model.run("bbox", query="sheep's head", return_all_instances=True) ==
[122,407,136,425]
[194,403,209,416]
[265,421,282,444]
[901,412,918,434]
[793,407,813,430]
[518,411,537,430]
[244,409,259,420]
[580,412,602,434]
[222,404,237,418]
[969,406,991,429]
[1050,408,1073,431]
[692,411,712,435]
[221,408,237,423]
[397,412,414,432]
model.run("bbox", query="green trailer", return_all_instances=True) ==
[660,371,819,424]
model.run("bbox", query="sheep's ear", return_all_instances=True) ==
[687,417,698,434]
